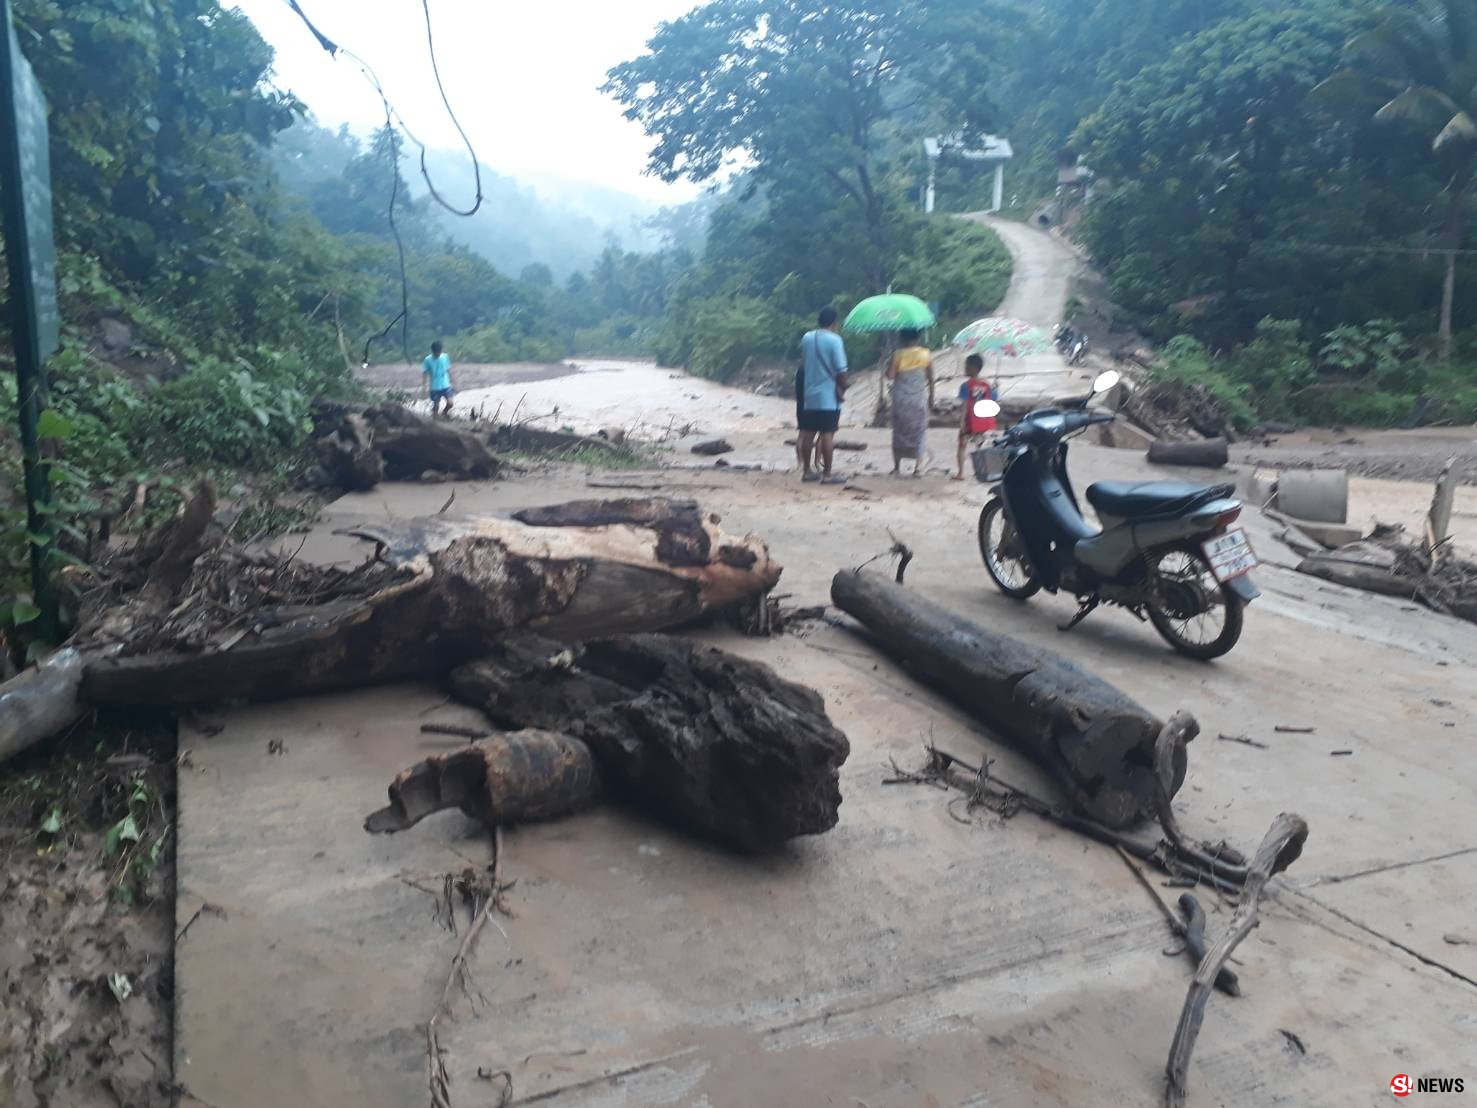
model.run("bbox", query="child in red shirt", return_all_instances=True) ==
[953,354,996,481]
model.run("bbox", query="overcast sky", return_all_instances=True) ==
[230,0,701,202]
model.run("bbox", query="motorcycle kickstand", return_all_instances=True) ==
[1057,596,1100,633]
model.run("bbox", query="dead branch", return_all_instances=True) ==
[914,747,1242,896]
[1164,812,1309,1108]
[428,826,512,1108]
[420,723,491,741]
[1115,846,1241,997]
[1154,714,1248,885]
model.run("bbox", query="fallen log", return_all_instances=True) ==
[311,402,500,489]
[490,422,633,460]
[81,499,781,709]
[366,729,600,833]
[451,633,850,851]
[1147,438,1229,468]
[0,649,87,763]
[832,569,1184,827]
[1296,556,1420,600]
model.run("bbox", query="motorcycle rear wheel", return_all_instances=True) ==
[978,499,1041,600]
[1144,545,1244,660]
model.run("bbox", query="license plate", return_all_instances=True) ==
[1203,528,1258,582]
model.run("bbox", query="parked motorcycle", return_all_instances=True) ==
[971,370,1258,659]
[1053,323,1090,366]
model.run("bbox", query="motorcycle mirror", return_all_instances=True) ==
[1091,369,1121,395]
[973,398,1002,419]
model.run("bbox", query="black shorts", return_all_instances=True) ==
[797,408,840,434]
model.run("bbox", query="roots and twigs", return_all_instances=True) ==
[888,744,1242,896]
[1126,377,1237,442]
[1153,712,1250,886]
[834,570,1181,828]
[1297,520,1477,624]
[1163,812,1309,1108]
[1115,847,1240,997]
[851,534,914,586]
[427,825,514,1108]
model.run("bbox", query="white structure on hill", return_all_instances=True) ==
[923,135,1013,214]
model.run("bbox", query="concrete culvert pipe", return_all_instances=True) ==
[1276,468,1349,524]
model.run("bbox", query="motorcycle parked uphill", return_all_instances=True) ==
[971,371,1259,659]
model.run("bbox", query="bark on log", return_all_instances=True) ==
[831,570,1184,828]
[82,500,781,708]
[1147,438,1229,468]
[450,633,850,851]
[316,412,384,492]
[310,402,500,489]
[362,403,500,480]
[365,729,600,833]
[1296,556,1420,600]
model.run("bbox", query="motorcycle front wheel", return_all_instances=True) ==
[978,499,1041,600]
[1143,545,1244,660]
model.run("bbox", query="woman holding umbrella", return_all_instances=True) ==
[885,328,935,477]
[842,294,939,477]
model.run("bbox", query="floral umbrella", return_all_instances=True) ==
[952,317,1051,358]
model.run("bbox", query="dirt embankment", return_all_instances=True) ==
[1234,427,1477,486]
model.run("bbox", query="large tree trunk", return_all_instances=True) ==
[450,633,850,852]
[831,570,1187,828]
[80,499,781,711]
[1148,438,1229,468]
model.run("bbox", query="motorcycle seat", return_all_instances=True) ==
[1086,480,1236,519]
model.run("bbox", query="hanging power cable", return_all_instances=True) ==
[277,0,486,366]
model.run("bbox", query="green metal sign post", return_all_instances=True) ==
[0,0,61,641]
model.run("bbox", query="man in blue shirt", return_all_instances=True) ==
[422,340,454,419]
[796,306,849,484]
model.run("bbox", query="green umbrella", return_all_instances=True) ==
[842,294,936,334]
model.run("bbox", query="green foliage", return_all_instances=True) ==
[893,218,1012,331]
[1151,336,1257,430]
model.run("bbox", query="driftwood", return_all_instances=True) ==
[1148,438,1229,468]
[1164,812,1309,1107]
[489,422,632,460]
[833,569,1182,828]
[366,730,600,833]
[0,649,87,763]
[450,633,850,851]
[1297,556,1419,599]
[1115,847,1240,997]
[80,499,781,710]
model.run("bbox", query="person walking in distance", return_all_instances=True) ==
[423,340,455,419]
[796,306,849,484]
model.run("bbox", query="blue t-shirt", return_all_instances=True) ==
[422,353,452,391]
[800,329,848,412]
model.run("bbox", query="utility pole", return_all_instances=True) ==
[1,0,62,641]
